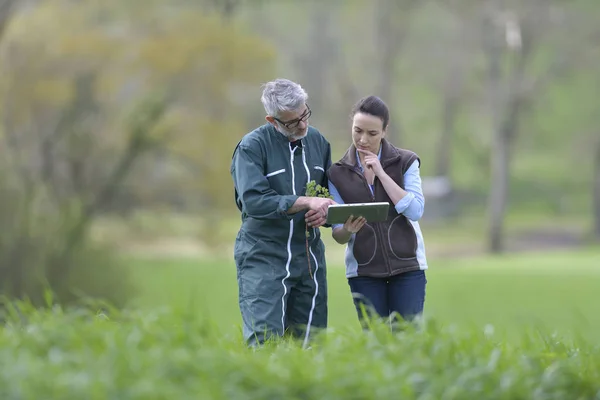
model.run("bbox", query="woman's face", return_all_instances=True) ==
[352,112,385,155]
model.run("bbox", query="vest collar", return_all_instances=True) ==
[338,138,402,169]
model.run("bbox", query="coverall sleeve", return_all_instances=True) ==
[321,142,333,228]
[321,142,333,188]
[232,143,299,220]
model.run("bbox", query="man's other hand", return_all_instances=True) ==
[305,197,336,228]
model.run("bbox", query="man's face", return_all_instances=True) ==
[268,104,311,141]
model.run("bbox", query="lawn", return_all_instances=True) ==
[130,247,600,342]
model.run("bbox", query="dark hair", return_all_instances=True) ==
[351,95,389,130]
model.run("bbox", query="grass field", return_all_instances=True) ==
[1,247,599,398]
[130,247,600,342]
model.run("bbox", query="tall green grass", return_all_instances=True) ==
[0,303,598,399]
[1,249,599,398]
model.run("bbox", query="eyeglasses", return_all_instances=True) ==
[273,104,311,129]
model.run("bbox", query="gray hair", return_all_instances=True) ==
[260,78,308,118]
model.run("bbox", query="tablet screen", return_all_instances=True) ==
[326,202,390,225]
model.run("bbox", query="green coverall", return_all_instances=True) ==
[231,124,332,346]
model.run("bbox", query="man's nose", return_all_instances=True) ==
[298,120,308,130]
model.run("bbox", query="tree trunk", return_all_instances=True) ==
[484,12,507,254]
[484,7,532,253]
[488,125,511,253]
[435,91,458,176]
[594,138,600,239]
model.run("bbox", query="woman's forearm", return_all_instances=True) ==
[378,172,408,205]
[332,226,353,244]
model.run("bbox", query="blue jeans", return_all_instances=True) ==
[348,270,426,324]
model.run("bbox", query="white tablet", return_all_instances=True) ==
[326,202,390,225]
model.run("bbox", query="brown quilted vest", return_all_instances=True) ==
[327,139,421,277]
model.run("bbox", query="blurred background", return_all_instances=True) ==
[0,0,598,333]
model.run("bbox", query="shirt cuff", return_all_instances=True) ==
[278,195,300,219]
[394,192,415,214]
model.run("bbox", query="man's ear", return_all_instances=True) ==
[266,116,279,129]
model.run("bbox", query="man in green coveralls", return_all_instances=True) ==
[231,78,336,347]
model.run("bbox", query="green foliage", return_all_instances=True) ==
[304,180,333,239]
[0,303,598,398]
[122,5,277,221]
[305,180,333,199]
[0,0,277,228]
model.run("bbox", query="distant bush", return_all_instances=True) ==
[0,306,598,398]
[0,169,135,310]
[0,94,166,311]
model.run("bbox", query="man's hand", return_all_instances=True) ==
[357,149,385,177]
[305,197,336,228]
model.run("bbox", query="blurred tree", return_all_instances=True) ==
[373,0,419,143]
[594,136,600,239]
[426,2,476,178]
[426,0,599,250]
[0,0,175,307]
[7,0,274,219]
[210,0,240,18]
[333,0,418,143]
[480,0,593,252]
[296,3,334,117]
[587,2,600,240]
[127,7,276,245]
[482,6,522,254]
[0,0,16,42]
[0,0,276,303]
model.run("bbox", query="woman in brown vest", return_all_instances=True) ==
[327,95,428,327]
